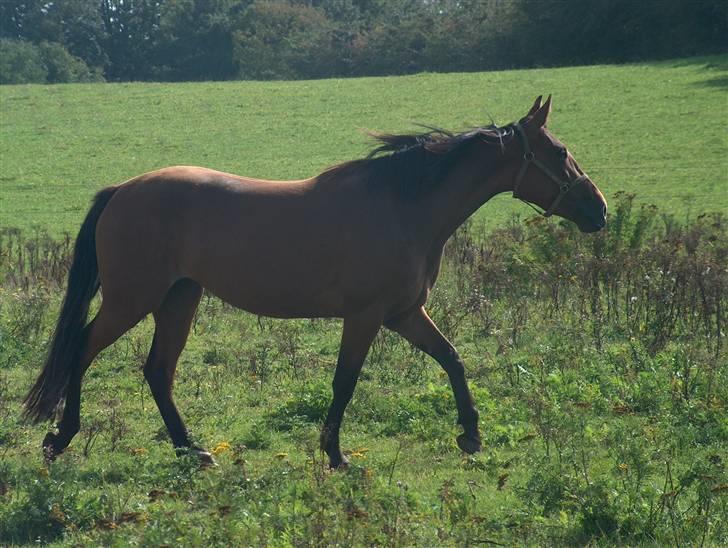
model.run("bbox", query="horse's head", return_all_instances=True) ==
[509,96,607,233]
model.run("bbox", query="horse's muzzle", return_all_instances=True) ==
[577,201,607,233]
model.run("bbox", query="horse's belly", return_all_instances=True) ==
[205,277,347,319]
[183,242,374,318]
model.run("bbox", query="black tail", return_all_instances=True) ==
[23,186,118,423]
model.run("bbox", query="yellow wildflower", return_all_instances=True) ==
[212,441,232,455]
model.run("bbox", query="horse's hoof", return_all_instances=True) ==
[42,432,58,463]
[192,448,218,468]
[329,454,350,470]
[175,446,218,467]
[456,433,482,454]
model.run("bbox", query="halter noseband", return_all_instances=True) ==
[512,123,589,218]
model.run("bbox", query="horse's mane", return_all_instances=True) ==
[318,123,515,196]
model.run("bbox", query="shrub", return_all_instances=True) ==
[0,39,102,84]
[0,39,47,84]
[37,41,103,83]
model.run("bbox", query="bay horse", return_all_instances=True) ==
[24,96,607,468]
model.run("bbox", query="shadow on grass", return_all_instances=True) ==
[666,54,728,70]
[672,54,728,90]
[697,75,728,90]
[637,53,728,90]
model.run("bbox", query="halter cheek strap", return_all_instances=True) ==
[512,123,589,218]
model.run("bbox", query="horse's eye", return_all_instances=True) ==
[559,148,568,159]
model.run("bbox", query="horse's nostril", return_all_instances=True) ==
[601,203,607,217]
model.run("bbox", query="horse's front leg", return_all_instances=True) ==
[321,311,382,468]
[386,306,481,453]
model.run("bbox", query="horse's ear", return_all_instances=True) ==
[527,96,543,117]
[530,94,552,128]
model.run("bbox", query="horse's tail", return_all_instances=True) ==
[23,186,118,423]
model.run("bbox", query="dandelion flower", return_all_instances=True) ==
[212,441,232,455]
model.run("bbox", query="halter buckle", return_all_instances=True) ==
[523,151,534,162]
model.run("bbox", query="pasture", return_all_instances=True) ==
[0,56,727,545]
[1,56,727,231]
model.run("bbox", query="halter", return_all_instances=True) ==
[512,123,589,217]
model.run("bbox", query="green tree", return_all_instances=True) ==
[0,0,50,42]
[100,0,163,80]
[52,0,109,71]
[1,0,726,83]
[155,0,238,81]
[0,0,108,73]
[231,1,338,79]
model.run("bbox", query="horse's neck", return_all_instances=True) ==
[420,149,513,247]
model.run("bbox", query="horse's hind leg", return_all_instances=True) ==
[44,301,150,460]
[143,279,210,464]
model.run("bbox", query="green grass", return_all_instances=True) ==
[1,55,727,233]
[0,58,727,545]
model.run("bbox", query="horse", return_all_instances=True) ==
[24,96,607,468]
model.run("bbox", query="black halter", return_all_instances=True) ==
[512,123,589,217]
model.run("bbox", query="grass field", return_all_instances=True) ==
[1,55,727,232]
[0,57,727,546]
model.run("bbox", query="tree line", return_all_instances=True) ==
[1,0,726,84]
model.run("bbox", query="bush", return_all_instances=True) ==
[0,39,102,84]
[0,39,47,84]
[37,41,103,83]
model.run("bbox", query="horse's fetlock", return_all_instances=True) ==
[459,408,480,430]
[64,421,80,438]
[320,423,338,448]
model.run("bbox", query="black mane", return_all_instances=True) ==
[318,124,515,196]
